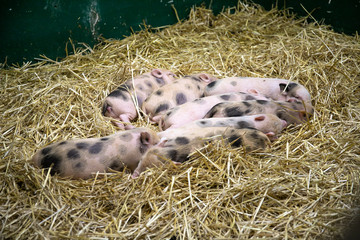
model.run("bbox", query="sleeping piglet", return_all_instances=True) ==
[32,127,161,179]
[102,69,176,129]
[132,126,270,178]
[159,91,269,130]
[204,77,312,106]
[141,73,217,123]
[204,99,314,125]
[159,114,287,141]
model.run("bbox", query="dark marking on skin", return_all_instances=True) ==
[109,161,123,170]
[138,85,144,91]
[244,109,251,114]
[175,137,190,145]
[75,162,83,169]
[178,154,190,163]
[194,98,205,104]
[100,137,109,141]
[256,100,268,105]
[279,83,298,92]
[41,147,52,155]
[225,107,244,117]
[76,142,89,150]
[197,85,201,91]
[145,80,153,88]
[102,102,108,116]
[236,121,251,129]
[40,154,62,175]
[136,96,144,106]
[108,89,129,101]
[230,81,237,86]
[220,94,231,100]
[67,149,80,159]
[243,101,252,107]
[155,77,165,85]
[199,120,208,125]
[250,131,266,149]
[176,93,187,105]
[167,149,178,161]
[228,135,242,148]
[155,90,163,96]
[118,82,133,91]
[190,76,201,82]
[186,84,192,90]
[119,133,133,141]
[245,95,256,100]
[89,142,103,154]
[206,81,217,89]
[59,141,67,145]
[139,138,149,154]
[155,103,169,114]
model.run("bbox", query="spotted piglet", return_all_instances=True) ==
[204,99,314,125]
[159,114,287,141]
[159,92,269,130]
[204,77,312,108]
[132,126,270,178]
[102,69,176,129]
[32,128,161,179]
[141,73,217,123]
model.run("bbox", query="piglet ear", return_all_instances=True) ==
[140,132,151,145]
[247,89,259,95]
[151,69,163,78]
[254,115,265,121]
[198,73,213,83]
[265,132,276,139]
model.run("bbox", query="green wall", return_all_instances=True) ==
[1,0,359,65]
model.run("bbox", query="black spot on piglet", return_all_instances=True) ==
[41,147,52,155]
[40,154,62,175]
[228,135,243,148]
[155,103,169,114]
[220,94,230,100]
[176,93,187,105]
[89,142,103,154]
[236,121,251,129]
[207,81,217,89]
[67,149,80,159]
[76,142,89,149]
[175,137,190,145]
[225,107,244,117]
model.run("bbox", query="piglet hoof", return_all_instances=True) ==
[131,171,140,179]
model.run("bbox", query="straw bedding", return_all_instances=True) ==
[1,2,359,239]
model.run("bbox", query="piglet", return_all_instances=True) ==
[159,114,287,141]
[204,77,312,106]
[204,99,313,125]
[102,69,176,129]
[141,73,217,123]
[132,126,270,178]
[159,92,269,130]
[32,127,161,179]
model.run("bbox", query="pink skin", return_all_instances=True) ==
[204,77,312,106]
[158,114,287,141]
[103,69,177,130]
[141,73,217,123]
[159,92,269,130]
[32,128,161,179]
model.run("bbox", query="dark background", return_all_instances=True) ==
[1,0,359,66]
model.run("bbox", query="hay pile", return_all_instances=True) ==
[1,2,359,239]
